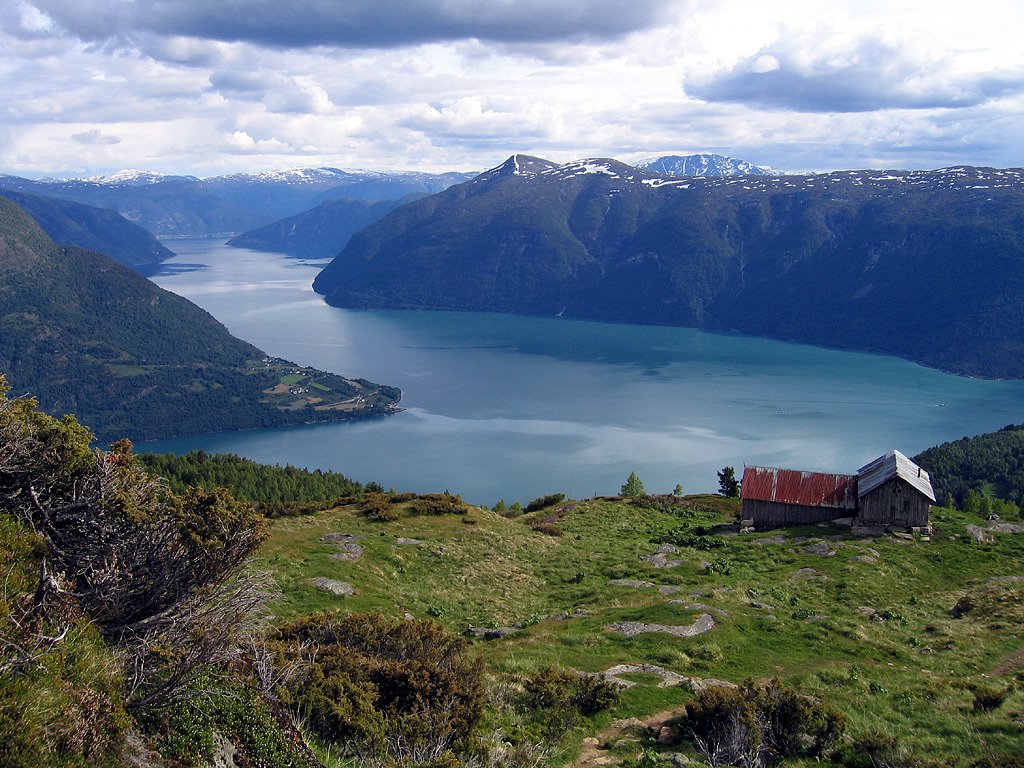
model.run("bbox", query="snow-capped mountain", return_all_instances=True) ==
[635,154,779,177]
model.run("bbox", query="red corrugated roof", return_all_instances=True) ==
[741,466,858,510]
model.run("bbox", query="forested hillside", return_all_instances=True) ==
[0,188,173,273]
[0,197,399,442]
[314,157,1024,378]
[915,425,1024,505]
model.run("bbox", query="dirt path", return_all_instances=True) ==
[567,704,690,768]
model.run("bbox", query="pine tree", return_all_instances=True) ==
[718,466,740,497]
[621,471,646,498]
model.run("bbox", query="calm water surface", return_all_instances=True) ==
[140,239,1024,504]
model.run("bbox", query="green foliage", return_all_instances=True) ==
[680,678,845,764]
[718,466,740,497]
[621,471,646,498]
[521,667,620,739]
[140,450,363,511]
[524,493,566,513]
[272,611,485,767]
[137,673,318,768]
[916,426,1024,506]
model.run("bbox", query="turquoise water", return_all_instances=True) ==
[140,239,1024,505]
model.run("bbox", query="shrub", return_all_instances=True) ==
[522,668,620,738]
[530,522,562,537]
[524,493,566,513]
[362,492,396,520]
[679,679,844,765]
[972,684,1011,712]
[273,612,485,767]
[407,492,469,516]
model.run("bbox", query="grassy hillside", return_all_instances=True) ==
[0,197,399,442]
[257,492,1024,766]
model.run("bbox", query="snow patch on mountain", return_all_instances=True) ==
[636,154,779,178]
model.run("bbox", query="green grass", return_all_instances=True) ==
[256,497,1024,766]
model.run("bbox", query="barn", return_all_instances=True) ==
[855,450,935,529]
[740,450,935,531]
[740,467,858,528]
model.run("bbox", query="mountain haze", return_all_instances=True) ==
[314,156,1024,379]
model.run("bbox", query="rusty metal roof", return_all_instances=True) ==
[857,450,936,502]
[741,466,858,510]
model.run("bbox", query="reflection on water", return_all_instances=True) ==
[140,239,1024,505]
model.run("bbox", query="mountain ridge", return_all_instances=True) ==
[314,155,1024,379]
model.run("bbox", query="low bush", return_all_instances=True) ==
[521,668,620,738]
[272,612,485,768]
[524,493,565,513]
[677,678,844,766]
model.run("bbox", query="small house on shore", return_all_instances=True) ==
[740,450,935,531]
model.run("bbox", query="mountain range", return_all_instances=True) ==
[0,167,476,238]
[313,155,1024,379]
[636,153,778,177]
[0,196,399,442]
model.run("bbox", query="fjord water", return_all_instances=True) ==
[142,239,1024,504]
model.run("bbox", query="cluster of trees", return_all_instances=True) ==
[140,450,364,510]
[915,427,1024,507]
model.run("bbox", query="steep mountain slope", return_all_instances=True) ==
[0,188,173,273]
[314,156,1024,378]
[636,153,778,176]
[226,196,413,258]
[0,197,399,442]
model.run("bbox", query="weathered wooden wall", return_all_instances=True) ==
[857,477,931,528]
[744,499,848,529]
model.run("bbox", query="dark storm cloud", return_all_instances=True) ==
[689,38,1024,113]
[29,0,675,49]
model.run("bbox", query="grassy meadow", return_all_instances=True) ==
[255,493,1024,766]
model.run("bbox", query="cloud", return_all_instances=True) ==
[71,128,120,145]
[688,33,1024,113]
[27,0,675,49]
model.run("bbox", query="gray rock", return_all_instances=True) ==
[329,541,365,560]
[642,552,684,568]
[395,537,422,546]
[966,524,994,544]
[467,626,520,640]
[322,533,363,542]
[607,614,715,638]
[657,585,682,595]
[851,555,878,564]
[309,577,355,596]
[610,579,656,589]
[753,535,787,546]
[802,541,834,557]
[750,601,775,610]
[990,522,1024,535]
[604,663,687,689]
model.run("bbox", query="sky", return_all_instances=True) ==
[2,0,1023,177]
